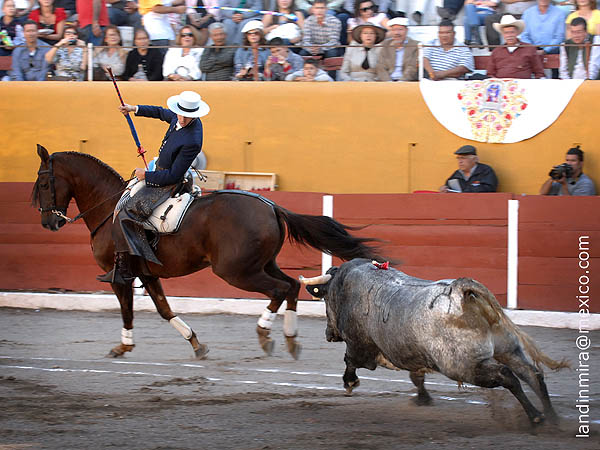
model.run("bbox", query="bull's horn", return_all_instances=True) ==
[299,274,332,285]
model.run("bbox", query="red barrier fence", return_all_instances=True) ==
[1,183,598,312]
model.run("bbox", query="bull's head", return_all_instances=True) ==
[299,267,342,342]
[299,273,331,299]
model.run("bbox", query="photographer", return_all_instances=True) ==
[540,146,596,196]
[44,25,87,81]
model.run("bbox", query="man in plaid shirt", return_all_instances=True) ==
[300,0,342,59]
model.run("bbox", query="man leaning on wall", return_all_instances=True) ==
[439,145,499,193]
[539,146,596,196]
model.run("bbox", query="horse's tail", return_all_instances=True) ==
[274,205,386,262]
[457,278,570,372]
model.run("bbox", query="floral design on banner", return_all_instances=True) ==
[458,79,528,143]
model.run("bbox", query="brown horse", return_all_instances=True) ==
[32,145,384,359]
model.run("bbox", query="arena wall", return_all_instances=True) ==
[1,81,599,194]
[1,184,598,313]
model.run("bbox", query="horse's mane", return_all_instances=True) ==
[32,151,125,207]
[62,151,125,183]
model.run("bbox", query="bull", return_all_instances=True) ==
[300,258,569,428]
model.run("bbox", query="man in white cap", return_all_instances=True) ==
[380,17,420,82]
[487,15,544,79]
[98,91,210,284]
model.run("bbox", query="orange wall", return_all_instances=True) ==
[1,81,599,194]
[3,183,598,312]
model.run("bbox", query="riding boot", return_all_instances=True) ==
[97,252,135,285]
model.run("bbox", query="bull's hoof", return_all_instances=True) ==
[411,394,433,406]
[545,410,560,426]
[194,344,209,360]
[285,336,302,360]
[344,379,360,396]
[528,414,545,434]
[257,326,275,356]
[106,343,135,358]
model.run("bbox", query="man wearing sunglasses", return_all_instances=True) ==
[9,20,50,81]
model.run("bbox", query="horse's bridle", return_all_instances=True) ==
[36,155,133,236]
[37,155,70,222]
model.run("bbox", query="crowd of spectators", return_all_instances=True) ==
[1,0,600,81]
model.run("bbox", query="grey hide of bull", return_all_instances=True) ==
[302,258,570,429]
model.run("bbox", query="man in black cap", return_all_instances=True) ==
[439,145,498,193]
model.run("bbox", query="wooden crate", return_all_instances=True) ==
[195,170,277,191]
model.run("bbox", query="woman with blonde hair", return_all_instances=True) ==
[163,25,204,80]
[565,0,600,38]
[94,25,128,80]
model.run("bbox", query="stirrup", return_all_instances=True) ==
[97,268,135,285]
[97,268,116,284]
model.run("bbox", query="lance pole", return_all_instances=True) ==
[107,66,148,169]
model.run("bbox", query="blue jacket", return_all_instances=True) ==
[136,105,203,187]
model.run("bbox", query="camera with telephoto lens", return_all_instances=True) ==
[549,163,573,180]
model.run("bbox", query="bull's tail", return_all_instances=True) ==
[274,205,386,262]
[457,278,570,372]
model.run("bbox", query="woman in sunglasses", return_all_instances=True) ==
[347,0,388,43]
[44,25,87,81]
[234,20,269,80]
[163,26,204,81]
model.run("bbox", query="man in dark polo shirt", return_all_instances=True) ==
[440,145,498,193]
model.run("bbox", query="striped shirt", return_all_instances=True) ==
[302,15,342,51]
[424,39,474,74]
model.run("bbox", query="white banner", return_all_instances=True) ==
[419,79,584,143]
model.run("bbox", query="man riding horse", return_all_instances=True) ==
[98,90,210,285]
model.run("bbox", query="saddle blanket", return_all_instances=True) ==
[115,178,198,234]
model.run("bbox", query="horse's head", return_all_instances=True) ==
[32,144,73,231]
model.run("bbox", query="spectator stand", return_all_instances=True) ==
[392,0,467,26]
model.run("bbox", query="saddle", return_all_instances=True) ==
[115,178,199,234]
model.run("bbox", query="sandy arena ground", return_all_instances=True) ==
[0,306,598,449]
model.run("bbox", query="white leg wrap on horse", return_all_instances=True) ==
[169,316,193,340]
[283,310,298,337]
[257,308,277,329]
[121,328,134,346]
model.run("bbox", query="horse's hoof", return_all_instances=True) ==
[344,379,360,396]
[257,326,274,356]
[285,336,301,360]
[105,343,134,358]
[194,344,209,360]
[261,339,275,356]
